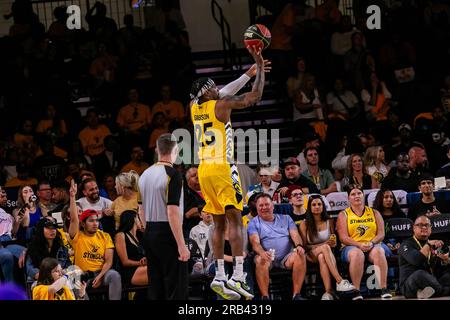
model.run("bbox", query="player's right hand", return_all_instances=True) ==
[246,45,264,65]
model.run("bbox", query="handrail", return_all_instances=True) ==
[211,0,234,68]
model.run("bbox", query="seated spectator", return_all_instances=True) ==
[148,112,169,154]
[89,43,118,85]
[336,185,392,300]
[372,189,405,254]
[302,147,337,195]
[248,193,307,300]
[286,185,306,225]
[296,132,321,173]
[12,185,43,241]
[111,171,140,231]
[286,57,306,100]
[32,137,67,184]
[78,109,111,159]
[343,32,369,91]
[189,211,213,259]
[275,157,319,203]
[299,194,355,300]
[5,162,38,188]
[115,210,147,286]
[407,174,450,222]
[120,146,149,176]
[68,180,122,300]
[436,145,450,179]
[331,15,363,56]
[326,77,360,121]
[13,118,37,157]
[361,72,391,122]
[49,180,69,214]
[35,104,67,143]
[26,217,71,281]
[0,186,26,282]
[408,145,430,177]
[341,153,376,192]
[364,146,390,187]
[242,192,260,228]
[152,84,185,129]
[103,173,118,201]
[382,152,418,192]
[398,216,450,299]
[32,257,86,300]
[247,165,280,200]
[116,88,152,135]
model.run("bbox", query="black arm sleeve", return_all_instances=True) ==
[166,167,183,206]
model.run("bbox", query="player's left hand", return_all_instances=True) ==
[246,60,271,77]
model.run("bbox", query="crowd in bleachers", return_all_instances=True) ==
[0,0,450,300]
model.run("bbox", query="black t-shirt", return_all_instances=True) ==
[381,169,418,193]
[277,175,320,199]
[288,211,306,225]
[32,154,66,183]
[407,198,450,221]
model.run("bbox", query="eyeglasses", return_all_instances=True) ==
[414,223,431,228]
[291,192,303,197]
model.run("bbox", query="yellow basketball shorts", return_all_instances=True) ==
[198,162,243,215]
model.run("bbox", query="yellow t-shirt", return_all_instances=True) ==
[116,103,152,132]
[120,161,149,176]
[58,229,74,264]
[191,100,233,164]
[72,231,115,272]
[344,206,377,244]
[36,119,68,135]
[111,194,139,230]
[78,125,112,157]
[32,285,75,300]
[153,100,185,122]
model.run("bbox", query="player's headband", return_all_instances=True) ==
[190,78,216,103]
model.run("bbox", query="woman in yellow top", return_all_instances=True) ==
[336,185,391,300]
[111,170,144,231]
[32,257,86,300]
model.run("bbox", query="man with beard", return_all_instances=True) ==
[76,177,114,237]
[381,152,418,193]
[275,157,319,203]
[408,145,430,177]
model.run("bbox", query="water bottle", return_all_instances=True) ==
[269,248,275,261]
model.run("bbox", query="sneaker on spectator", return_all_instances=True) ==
[352,290,364,300]
[292,293,306,300]
[417,286,435,299]
[321,292,334,300]
[226,274,254,299]
[336,279,356,292]
[210,277,240,300]
[380,288,393,299]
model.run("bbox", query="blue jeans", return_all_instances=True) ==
[0,244,26,283]
[341,242,392,263]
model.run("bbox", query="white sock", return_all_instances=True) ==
[215,259,226,279]
[232,256,244,278]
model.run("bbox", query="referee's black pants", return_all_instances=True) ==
[144,222,188,300]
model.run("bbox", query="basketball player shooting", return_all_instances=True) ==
[190,46,265,300]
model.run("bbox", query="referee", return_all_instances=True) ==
[139,133,190,300]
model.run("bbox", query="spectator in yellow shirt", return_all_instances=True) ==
[117,88,152,134]
[36,104,68,141]
[78,109,111,158]
[120,146,149,176]
[68,180,122,300]
[152,84,185,128]
[111,170,141,230]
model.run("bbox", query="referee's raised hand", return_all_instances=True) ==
[179,244,190,262]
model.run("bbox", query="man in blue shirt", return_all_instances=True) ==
[247,193,307,300]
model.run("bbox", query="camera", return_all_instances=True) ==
[437,245,450,255]
[30,195,37,202]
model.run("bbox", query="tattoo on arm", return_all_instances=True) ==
[223,95,246,101]
[252,62,265,100]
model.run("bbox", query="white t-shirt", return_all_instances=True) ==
[76,197,112,213]
[293,89,322,121]
[0,208,13,237]
[326,90,359,115]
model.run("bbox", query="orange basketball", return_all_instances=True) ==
[243,24,271,51]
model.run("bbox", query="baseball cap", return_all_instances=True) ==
[43,219,58,229]
[398,123,412,132]
[282,157,300,168]
[80,209,99,222]
[417,173,434,185]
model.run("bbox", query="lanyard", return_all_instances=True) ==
[413,236,432,271]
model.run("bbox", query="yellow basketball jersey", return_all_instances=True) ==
[191,100,233,164]
[345,206,377,243]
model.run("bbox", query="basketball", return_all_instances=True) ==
[243,24,271,51]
